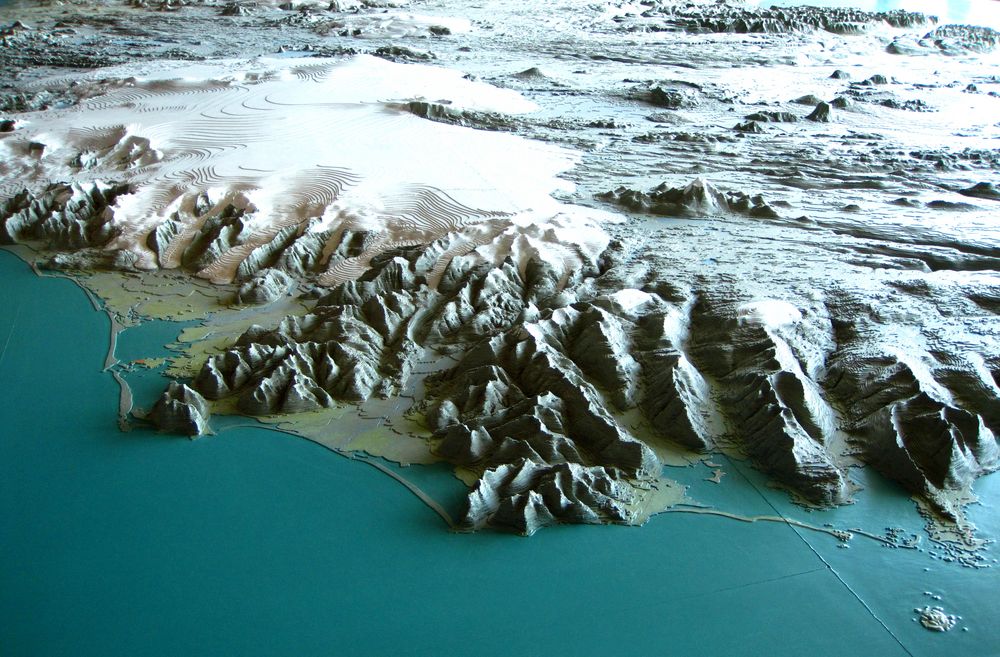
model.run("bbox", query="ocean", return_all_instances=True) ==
[2,249,998,656]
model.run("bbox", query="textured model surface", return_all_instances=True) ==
[1,0,998,558]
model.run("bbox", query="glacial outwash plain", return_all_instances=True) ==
[1,0,999,651]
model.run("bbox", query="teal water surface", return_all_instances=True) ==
[1,248,998,657]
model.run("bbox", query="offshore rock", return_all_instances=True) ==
[219,3,255,16]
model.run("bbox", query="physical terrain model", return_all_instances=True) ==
[1,0,998,645]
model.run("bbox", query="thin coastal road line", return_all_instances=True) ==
[0,304,19,369]
[723,455,916,657]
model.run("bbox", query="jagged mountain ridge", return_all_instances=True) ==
[3,172,995,535]
[148,227,999,534]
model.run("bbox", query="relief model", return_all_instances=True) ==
[1,0,998,575]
